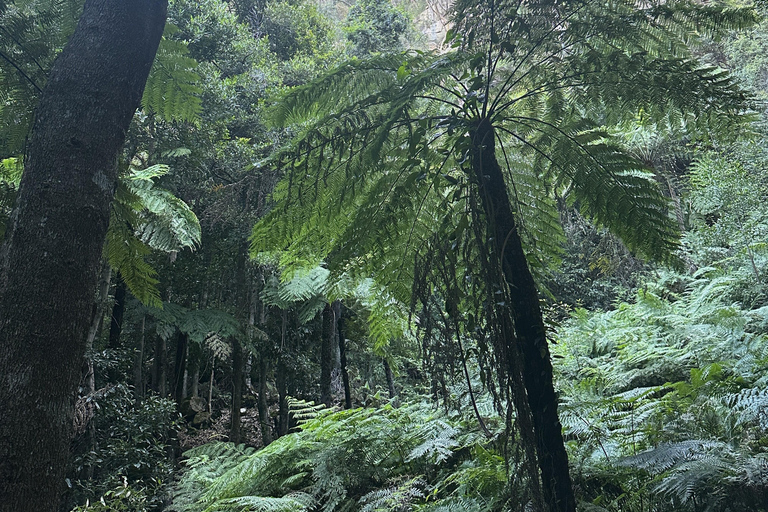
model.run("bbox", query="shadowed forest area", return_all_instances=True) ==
[3,0,768,511]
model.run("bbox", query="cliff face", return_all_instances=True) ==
[415,0,451,49]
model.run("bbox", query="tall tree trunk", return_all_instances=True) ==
[0,2,166,510]
[470,119,575,512]
[257,355,272,445]
[86,260,113,353]
[319,303,333,406]
[134,315,146,401]
[108,275,127,349]
[383,358,396,400]
[173,332,189,403]
[230,338,244,443]
[188,340,201,398]
[276,356,289,437]
[152,335,168,396]
[337,309,352,409]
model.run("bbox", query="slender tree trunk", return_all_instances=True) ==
[319,303,333,406]
[108,275,127,349]
[383,358,396,400]
[276,357,289,437]
[470,119,575,512]
[188,340,201,398]
[0,3,166,510]
[134,315,145,401]
[86,260,112,352]
[337,310,352,409]
[173,332,189,403]
[208,368,214,414]
[230,338,244,443]
[152,335,168,396]
[257,355,272,444]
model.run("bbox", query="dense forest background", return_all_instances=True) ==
[4,0,768,510]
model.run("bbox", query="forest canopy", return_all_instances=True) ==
[3,0,768,511]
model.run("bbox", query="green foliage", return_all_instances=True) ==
[345,0,411,57]
[106,164,201,307]
[261,0,335,65]
[69,383,180,511]
[254,0,755,311]
[167,403,503,512]
[69,481,153,512]
[287,396,330,427]
[142,28,203,124]
[0,0,81,156]
[554,267,768,510]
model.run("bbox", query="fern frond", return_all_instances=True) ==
[287,397,329,427]
[142,27,202,123]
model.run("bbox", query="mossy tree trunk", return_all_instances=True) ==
[470,118,576,512]
[0,2,166,510]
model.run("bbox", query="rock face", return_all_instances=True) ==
[180,396,207,420]
[192,411,212,427]
[414,0,451,49]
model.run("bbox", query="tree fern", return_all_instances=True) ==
[141,25,201,123]
[105,164,200,306]
[168,403,499,512]
[287,397,330,427]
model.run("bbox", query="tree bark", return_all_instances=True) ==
[0,2,166,510]
[257,355,272,445]
[152,335,168,396]
[134,315,146,401]
[337,308,352,409]
[188,339,202,398]
[276,356,289,437]
[108,274,127,349]
[86,260,113,353]
[230,338,244,443]
[173,332,189,403]
[470,118,575,512]
[319,302,333,407]
[383,358,396,400]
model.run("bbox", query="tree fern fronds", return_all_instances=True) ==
[104,163,200,305]
[170,404,490,512]
[287,397,330,427]
[142,27,201,123]
[359,477,427,512]
[124,165,201,252]
[104,213,161,307]
[406,420,459,464]
[205,333,232,362]
[620,439,724,469]
[203,494,310,512]
[169,443,258,512]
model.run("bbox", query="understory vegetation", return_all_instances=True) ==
[6,0,768,511]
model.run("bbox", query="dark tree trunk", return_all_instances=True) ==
[230,338,244,443]
[152,335,168,396]
[173,332,189,403]
[337,309,352,409]
[134,315,146,401]
[86,260,112,353]
[319,303,333,407]
[188,340,202,398]
[383,358,396,400]
[0,2,166,510]
[276,357,289,437]
[257,355,272,445]
[108,275,127,349]
[470,119,575,512]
